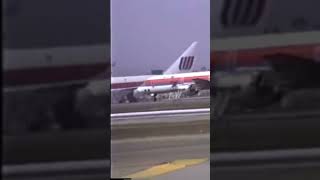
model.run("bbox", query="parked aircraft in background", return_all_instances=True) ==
[112,42,209,103]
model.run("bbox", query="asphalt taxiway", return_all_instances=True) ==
[111,134,210,178]
[153,159,209,180]
[111,99,210,179]
[212,148,320,180]
[111,96,210,113]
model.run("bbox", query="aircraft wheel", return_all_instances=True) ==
[153,94,158,102]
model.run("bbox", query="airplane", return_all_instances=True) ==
[211,31,320,90]
[3,0,320,127]
[133,71,210,102]
[3,0,111,130]
[211,0,320,74]
[3,0,110,89]
[210,0,320,112]
[111,42,210,103]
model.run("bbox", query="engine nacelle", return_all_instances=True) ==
[134,84,193,96]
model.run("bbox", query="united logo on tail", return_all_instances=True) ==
[179,56,194,70]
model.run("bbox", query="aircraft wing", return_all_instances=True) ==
[111,87,137,103]
[192,78,210,90]
[262,53,320,89]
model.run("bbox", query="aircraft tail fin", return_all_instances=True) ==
[163,41,198,74]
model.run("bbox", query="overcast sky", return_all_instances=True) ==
[111,0,209,76]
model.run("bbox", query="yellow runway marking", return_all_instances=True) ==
[123,158,208,179]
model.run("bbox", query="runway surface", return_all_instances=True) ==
[111,134,210,178]
[153,159,209,180]
[111,105,209,139]
[111,96,209,113]
[213,163,320,180]
[212,148,320,180]
[111,108,209,125]
[2,159,109,180]
[111,106,210,179]
[3,129,110,180]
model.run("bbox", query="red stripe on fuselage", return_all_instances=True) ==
[211,44,319,67]
[144,75,209,86]
[4,63,109,87]
[111,81,144,89]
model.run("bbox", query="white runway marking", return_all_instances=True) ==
[111,108,210,125]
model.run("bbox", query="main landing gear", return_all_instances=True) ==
[152,93,158,102]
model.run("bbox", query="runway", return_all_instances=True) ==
[2,129,110,180]
[111,96,209,113]
[111,134,209,178]
[2,159,109,180]
[111,108,209,125]
[153,160,209,180]
[111,102,210,179]
[212,148,320,180]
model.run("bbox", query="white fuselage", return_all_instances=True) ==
[134,71,210,95]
